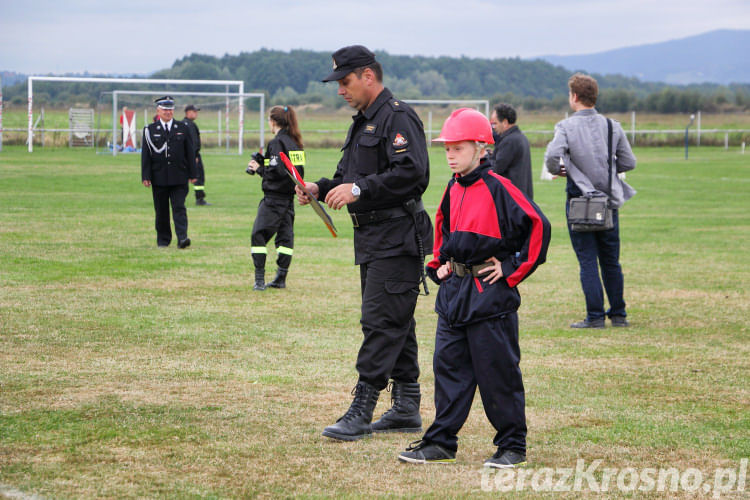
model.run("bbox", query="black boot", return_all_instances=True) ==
[266,267,288,289]
[322,381,380,441]
[372,381,422,433]
[253,268,265,291]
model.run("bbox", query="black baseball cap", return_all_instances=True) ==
[184,104,200,112]
[322,45,377,82]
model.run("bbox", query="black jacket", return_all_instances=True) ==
[491,125,533,200]
[316,88,433,264]
[256,129,304,198]
[141,120,197,186]
[182,117,201,154]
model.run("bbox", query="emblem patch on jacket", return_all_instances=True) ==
[393,133,408,147]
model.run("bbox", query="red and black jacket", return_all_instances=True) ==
[427,159,551,326]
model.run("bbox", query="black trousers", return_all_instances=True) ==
[152,183,189,246]
[423,313,526,454]
[251,196,295,270]
[356,255,421,390]
[193,154,206,200]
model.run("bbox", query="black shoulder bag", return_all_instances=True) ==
[568,118,615,232]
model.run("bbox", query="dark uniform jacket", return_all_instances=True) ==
[141,120,197,186]
[183,118,201,154]
[316,88,433,265]
[257,130,304,198]
[427,160,551,327]
[491,125,534,200]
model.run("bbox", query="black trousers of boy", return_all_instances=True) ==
[356,255,420,390]
[152,184,189,246]
[251,195,295,270]
[193,153,206,200]
[423,312,526,454]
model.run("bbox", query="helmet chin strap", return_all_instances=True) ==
[470,141,486,168]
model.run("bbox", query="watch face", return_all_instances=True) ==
[352,184,361,196]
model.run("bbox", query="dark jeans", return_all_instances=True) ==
[152,183,189,246]
[423,313,526,454]
[356,255,421,390]
[567,201,626,321]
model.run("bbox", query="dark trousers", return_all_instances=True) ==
[423,313,526,454]
[356,255,420,390]
[152,184,189,246]
[251,196,295,270]
[567,202,626,321]
[193,154,206,200]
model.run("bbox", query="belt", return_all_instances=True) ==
[450,258,493,278]
[350,200,424,228]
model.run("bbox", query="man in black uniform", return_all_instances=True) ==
[183,104,211,206]
[141,96,197,248]
[490,103,534,200]
[297,45,433,441]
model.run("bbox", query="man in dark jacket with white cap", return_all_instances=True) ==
[141,96,197,248]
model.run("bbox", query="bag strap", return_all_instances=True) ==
[606,117,613,202]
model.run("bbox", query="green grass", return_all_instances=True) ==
[0,145,748,498]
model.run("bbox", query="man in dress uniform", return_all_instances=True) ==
[141,96,197,248]
[297,45,434,441]
[183,104,211,206]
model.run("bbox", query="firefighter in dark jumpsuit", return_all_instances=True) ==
[182,104,211,206]
[246,105,305,291]
[296,46,433,441]
[397,108,551,468]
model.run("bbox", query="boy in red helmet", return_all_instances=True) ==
[398,108,551,467]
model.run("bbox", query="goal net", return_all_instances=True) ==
[94,90,265,156]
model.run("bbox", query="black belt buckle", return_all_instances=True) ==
[350,213,360,228]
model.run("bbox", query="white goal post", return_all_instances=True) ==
[27,76,244,153]
[106,90,265,156]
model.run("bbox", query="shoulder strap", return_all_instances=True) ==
[606,118,613,195]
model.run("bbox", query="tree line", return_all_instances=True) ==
[3,49,748,113]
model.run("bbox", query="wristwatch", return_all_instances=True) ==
[351,183,361,198]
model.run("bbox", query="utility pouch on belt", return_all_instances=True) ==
[450,258,493,278]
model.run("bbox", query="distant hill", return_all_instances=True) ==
[537,30,750,85]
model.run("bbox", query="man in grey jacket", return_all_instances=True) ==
[544,73,636,328]
[490,103,533,199]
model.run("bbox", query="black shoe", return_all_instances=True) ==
[372,381,422,433]
[570,318,605,329]
[253,268,265,291]
[177,238,191,249]
[266,268,288,289]
[611,315,630,327]
[484,449,527,469]
[196,199,211,206]
[398,440,456,464]
[157,244,169,248]
[322,381,380,441]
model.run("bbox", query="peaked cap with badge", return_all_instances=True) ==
[322,45,377,82]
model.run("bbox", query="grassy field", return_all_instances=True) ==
[0,145,748,498]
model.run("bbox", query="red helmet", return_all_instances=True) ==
[433,108,495,144]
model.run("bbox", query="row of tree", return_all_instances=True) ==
[3,49,749,113]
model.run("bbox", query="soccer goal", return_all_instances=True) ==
[96,90,265,156]
[26,76,244,153]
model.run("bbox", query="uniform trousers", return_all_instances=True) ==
[152,183,189,246]
[193,153,206,200]
[423,313,527,454]
[357,255,420,391]
[251,196,295,270]
[566,202,626,321]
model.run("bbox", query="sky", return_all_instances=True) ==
[1,0,749,75]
